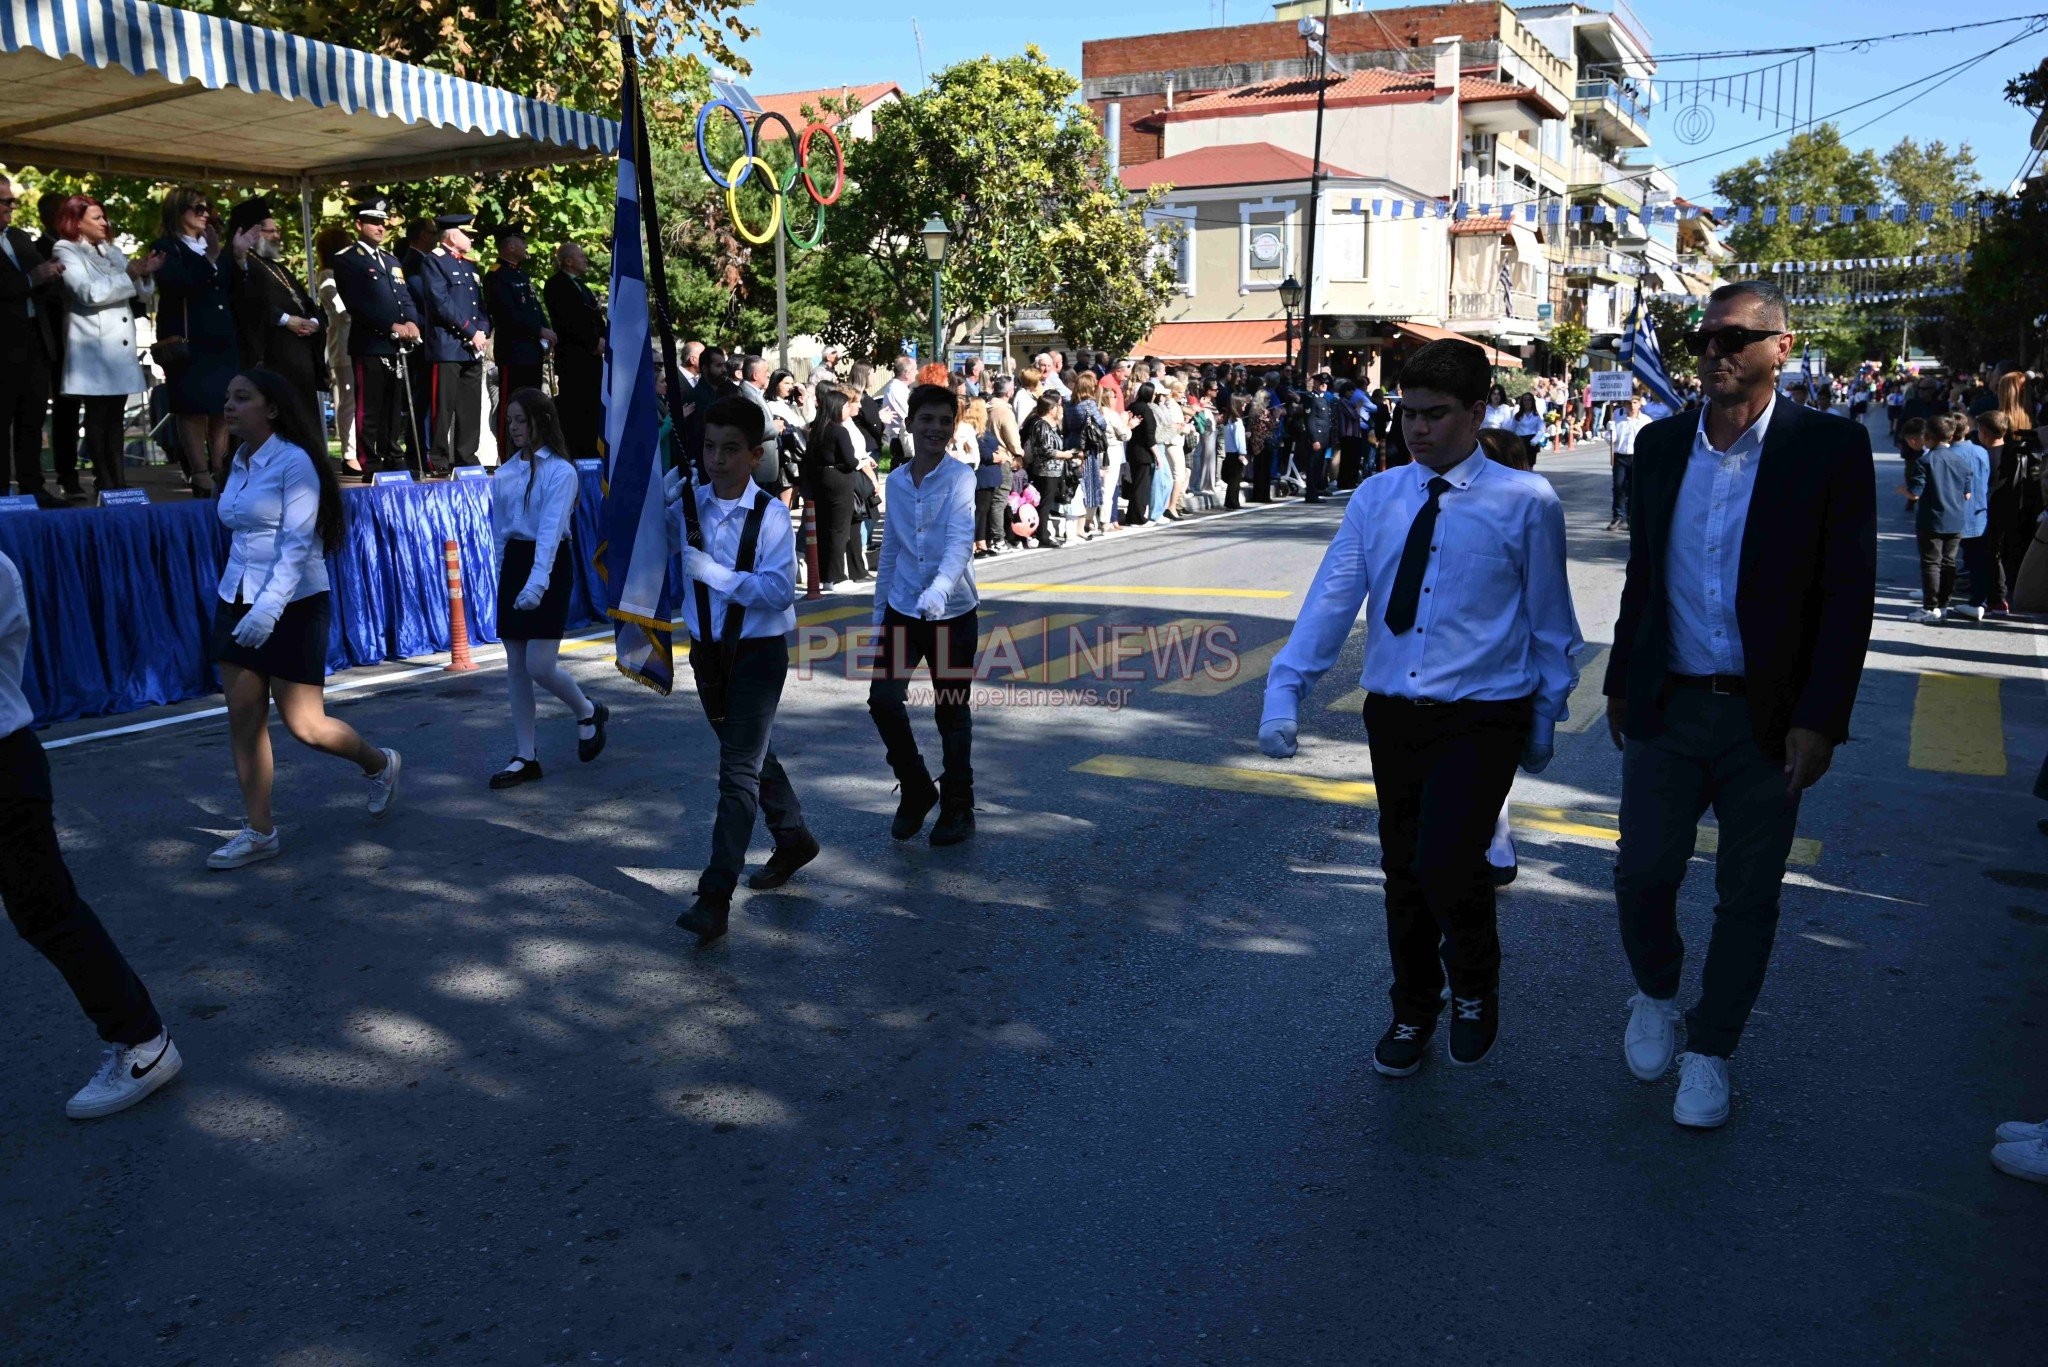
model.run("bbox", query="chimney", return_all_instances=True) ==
[1165,76,1175,111]
[1106,101,1122,166]
[1432,36,1460,92]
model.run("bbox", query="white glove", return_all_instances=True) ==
[232,608,278,648]
[662,465,683,505]
[515,581,546,612]
[682,546,737,593]
[916,585,949,620]
[1258,718,1298,759]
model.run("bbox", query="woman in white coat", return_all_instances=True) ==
[50,195,161,493]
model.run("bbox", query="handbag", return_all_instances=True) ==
[152,296,190,374]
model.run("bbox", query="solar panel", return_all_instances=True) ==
[711,80,762,114]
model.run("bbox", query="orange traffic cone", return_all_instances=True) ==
[444,538,479,672]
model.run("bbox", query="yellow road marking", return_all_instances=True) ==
[796,603,877,626]
[1072,754,1822,866]
[991,615,1101,680]
[1908,671,2006,776]
[1158,632,1290,696]
[1018,616,1219,684]
[1557,646,1612,733]
[979,581,1292,599]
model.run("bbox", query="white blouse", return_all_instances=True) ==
[217,436,329,615]
[491,446,581,591]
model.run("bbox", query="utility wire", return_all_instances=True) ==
[1639,12,2048,63]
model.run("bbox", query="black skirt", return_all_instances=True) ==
[497,539,573,640]
[212,592,331,686]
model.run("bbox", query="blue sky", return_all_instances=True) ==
[727,1,2046,201]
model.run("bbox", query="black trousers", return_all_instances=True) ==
[1338,435,1365,488]
[78,395,126,490]
[1124,460,1156,524]
[1302,440,1327,499]
[1221,454,1244,510]
[431,360,484,472]
[0,350,51,494]
[1362,693,1531,1018]
[555,347,603,461]
[50,392,81,490]
[1616,687,1802,1058]
[868,606,976,799]
[1030,474,1065,544]
[1918,532,1960,608]
[1,728,161,1046]
[689,638,807,900]
[1961,534,1996,608]
[353,355,418,478]
[808,474,856,584]
[1611,457,1632,522]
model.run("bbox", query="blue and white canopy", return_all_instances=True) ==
[0,0,618,185]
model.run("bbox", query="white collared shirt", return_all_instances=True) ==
[1263,447,1582,726]
[1667,397,1774,676]
[216,435,330,616]
[491,445,581,568]
[1609,413,1651,457]
[872,456,977,626]
[0,551,32,739]
[674,482,797,642]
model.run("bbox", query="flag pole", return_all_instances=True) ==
[617,12,690,472]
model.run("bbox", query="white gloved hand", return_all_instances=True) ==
[662,465,683,505]
[515,581,546,612]
[916,585,949,620]
[232,608,278,648]
[1259,718,1298,759]
[683,546,737,593]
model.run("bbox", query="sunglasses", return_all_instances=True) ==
[1683,326,1785,358]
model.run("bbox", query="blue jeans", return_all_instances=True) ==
[1615,688,1802,1058]
[1611,458,1632,522]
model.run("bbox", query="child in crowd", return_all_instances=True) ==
[1907,414,1988,624]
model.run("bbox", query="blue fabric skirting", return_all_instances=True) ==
[0,469,608,725]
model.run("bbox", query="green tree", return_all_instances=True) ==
[1043,189,1178,356]
[1644,297,1697,380]
[1548,319,1590,378]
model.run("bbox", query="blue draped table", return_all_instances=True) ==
[0,470,608,726]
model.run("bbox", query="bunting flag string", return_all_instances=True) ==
[1781,286,1963,304]
[1353,197,2014,229]
[1730,253,1970,274]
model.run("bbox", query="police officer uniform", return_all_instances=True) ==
[329,198,423,479]
[483,225,551,451]
[416,213,490,473]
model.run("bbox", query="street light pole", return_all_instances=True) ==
[1280,274,1303,378]
[1295,0,1335,378]
[921,216,951,369]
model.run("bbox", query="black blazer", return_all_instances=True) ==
[543,270,605,356]
[0,226,58,366]
[1603,400,1876,757]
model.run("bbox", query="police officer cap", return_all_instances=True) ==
[226,197,273,237]
[352,196,392,222]
[434,212,475,231]
[489,223,526,246]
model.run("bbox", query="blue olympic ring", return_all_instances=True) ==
[695,98,755,189]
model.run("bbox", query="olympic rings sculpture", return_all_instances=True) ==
[694,97,846,253]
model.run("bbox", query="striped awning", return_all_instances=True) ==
[0,0,617,186]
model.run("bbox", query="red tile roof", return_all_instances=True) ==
[751,82,901,136]
[1449,217,1514,235]
[1146,70,1563,125]
[1119,142,1364,191]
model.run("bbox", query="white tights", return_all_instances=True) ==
[505,637,593,760]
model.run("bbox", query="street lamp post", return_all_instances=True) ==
[922,216,951,368]
[1279,274,1303,378]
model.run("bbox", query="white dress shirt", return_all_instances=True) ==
[1608,413,1651,457]
[872,456,977,626]
[1483,403,1516,429]
[1668,398,1773,676]
[491,445,581,591]
[881,377,912,435]
[673,482,797,642]
[216,435,329,617]
[0,551,32,739]
[1262,447,1582,727]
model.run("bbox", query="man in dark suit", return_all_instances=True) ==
[330,198,424,480]
[0,179,63,501]
[483,224,553,452]
[416,213,490,474]
[1604,279,1876,1130]
[32,195,82,500]
[225,198,327,420]
[543,242,606,461]
[397,216,438,461]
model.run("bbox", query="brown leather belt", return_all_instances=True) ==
[1668,673,1747,696]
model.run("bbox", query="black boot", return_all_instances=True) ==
[675,893,730,943]
[890,756,939,841]
[930,727,975,846]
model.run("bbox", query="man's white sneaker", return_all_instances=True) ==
[1991,1136,2048,1184]
[1673,1051,1731,1128]
[66,1033,182,1119]
[367,747,402,818]
[1912,608,1946,624]
[1994,1118,2048,1144]
[207,825,280,870]
[1624,992,1682,1080]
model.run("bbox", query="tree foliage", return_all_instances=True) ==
[1547,319,1590,378]
[1942,63,2048,371]
[1042,189,1179,356]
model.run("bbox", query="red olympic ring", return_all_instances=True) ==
[798,123,845,206]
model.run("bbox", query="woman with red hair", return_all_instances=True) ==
[51,195,163,493]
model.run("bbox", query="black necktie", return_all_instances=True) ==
[1384,477,1451,635]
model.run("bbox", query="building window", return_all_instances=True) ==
[1145,206,1196,295]
[1240,198,1296,293]
[1326,200,1368,281]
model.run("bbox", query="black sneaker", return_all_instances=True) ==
[675,895,730,944]
[746,831,820,890]
[929,798,975,847]
[892,779,939,841]
[1372,1017,1437,1077]
[1448,992,1499,1066]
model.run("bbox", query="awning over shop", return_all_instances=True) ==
[1390,320,1524,369]
[1132,319,1292,363]
[0,0,617,186]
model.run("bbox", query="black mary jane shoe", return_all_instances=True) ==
[489,757,543,790]
[578,703,610,763]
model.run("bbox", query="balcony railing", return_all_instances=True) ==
[1457,174,1543,209]
[1563,245,1638,276]
[1449,290,1543,322]
[1574,79,1650,126]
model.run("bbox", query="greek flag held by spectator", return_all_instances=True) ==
[1619,299,1684,415]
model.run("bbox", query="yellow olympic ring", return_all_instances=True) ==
[725,156,782,246]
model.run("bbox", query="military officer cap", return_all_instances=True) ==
[489,223,526,246]
[435,212,475,231]
[352,196,392,222]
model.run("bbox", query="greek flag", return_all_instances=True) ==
[1619,298,1684,414]
[1498,257,1514,312]
[598,46,674,694]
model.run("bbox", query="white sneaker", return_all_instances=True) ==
[66,1033,183,1119]
[1624,992,1682,1080]
[1673,1051,1731,1128]
[207,824,280,870]
[367,747,402,818]
[1991,1137,2048,1184]
[1994,1117,2048,1144]
[1912,608,1946,624]
[1946,604,1985,622]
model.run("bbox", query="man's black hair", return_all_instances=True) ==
[1400,338,1493,407]
[1708,279,1790,329]
[905,382,959,425]
[701,393,766,448]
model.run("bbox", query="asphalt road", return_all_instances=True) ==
[5,424,2046,1366]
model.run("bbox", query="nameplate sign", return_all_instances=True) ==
[575,458,601,473]
[453,466,490,481]
[1589,371,1635,401]
[0,494,39,513]
[371,470,415,486]
[99,488,151,507]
